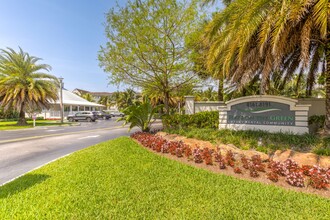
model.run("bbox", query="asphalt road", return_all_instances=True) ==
[0,118,161,185]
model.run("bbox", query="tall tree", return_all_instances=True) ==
[99,0,201,114]
[82,93,95,102]
[0,47,58,125]
[98,96,111,109]
[203,0,329,130]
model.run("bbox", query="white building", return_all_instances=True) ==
[38,89,105,119]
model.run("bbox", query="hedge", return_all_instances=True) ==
[162,111,218,129]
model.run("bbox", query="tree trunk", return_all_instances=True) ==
[164,91,170,115]
[260,75,270,95]
[17,102,28,126]
[217,78,224,101]
[324,29,330,131]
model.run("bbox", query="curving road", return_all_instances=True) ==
[0,119,161,185]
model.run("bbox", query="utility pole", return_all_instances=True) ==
[59,77,64,123]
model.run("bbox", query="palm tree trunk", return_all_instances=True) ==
[324,30,330,131]
[217,78,224,101]
[17,102,28,126]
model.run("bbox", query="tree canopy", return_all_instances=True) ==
[200,0,329,129]
[0,47,58,125]
[99,0,202,114]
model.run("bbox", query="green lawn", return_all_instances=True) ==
[0,137,329,219]
[0,120,73,130]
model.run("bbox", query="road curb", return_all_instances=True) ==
[0,152,73,187]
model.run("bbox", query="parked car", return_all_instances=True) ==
[92,111,111,120]
[67,111,97,122]
[110,111,125,117]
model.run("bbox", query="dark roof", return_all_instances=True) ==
[89,92,113,96]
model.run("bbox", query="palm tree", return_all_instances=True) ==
[0,47,58,125]
[98,96,111,109]
[203,0,329,129]
[117,89,137,110]
[82,93,95,102]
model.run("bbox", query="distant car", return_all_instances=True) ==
[110,111,125,117]
[92,111,111,120]
[67,111,97,122]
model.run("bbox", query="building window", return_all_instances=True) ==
[64,106,70,112]
[72,106,78,111]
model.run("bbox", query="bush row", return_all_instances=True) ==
[162,111,218,129]
[132,132,330,189]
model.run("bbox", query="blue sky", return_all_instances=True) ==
[0,0,126,92]
[0,0,221,92]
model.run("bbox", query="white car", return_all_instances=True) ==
[110,111,125,117]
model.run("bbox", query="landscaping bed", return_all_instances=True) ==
[1,137,329,219]
[164,128,330,156]
[132,132,330,198]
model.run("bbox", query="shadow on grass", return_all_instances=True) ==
[0,174,50,199]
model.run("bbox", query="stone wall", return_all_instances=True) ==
[298,98,325,117]
[185,96,325,117]
[195,101,225,113]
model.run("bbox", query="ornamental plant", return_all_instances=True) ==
[176,146,184,158]
[283,159,300,172]
[183,145,192,159]
[214,148,221,162]
[234,167,242,174]
[249,163,259,178]
[266,172,279,182]
[219,157,226,169]
[286,171,305,187]
[193,148,203,163]
[225,150,235,167]
[309,165,330,189]
[118,98,163,132]
[241,155,249,170]
[301,165,313,176]
[268,160,287,176]
[202,148,213,165]
[251,155,265,172]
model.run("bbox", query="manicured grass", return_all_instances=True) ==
[164,128,330,156]
[0,137,329,219]
[0,120,73,130]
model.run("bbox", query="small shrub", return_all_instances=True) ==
[193,148,203,163]
[286,171,304,187]
[219,155,226,169]
[251,155,265,172]
[214,148,221,162]
[183,145,192,159]
[161,142,169,153]
[202,148,213,165]
[168,142,179,155]
[249,162,259,178]
[268,160,287,176]
[283,159,300,172]
[301,165,313,176]
[241,155,249,170]
[234,167,242,174]
[225,150,235,167]
[176,146,183,158]
[267,172,279,182]
[308,165,330,189]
